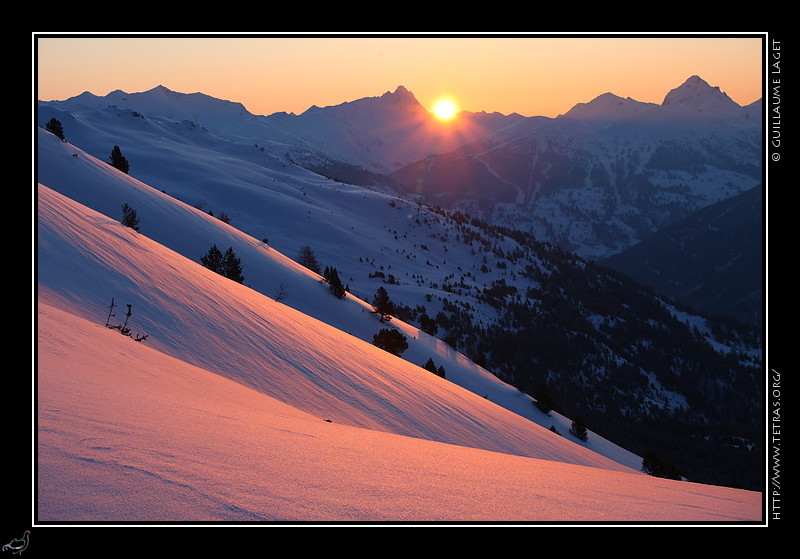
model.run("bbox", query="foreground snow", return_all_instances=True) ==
[37,304,761,522]
[36,183,761,523]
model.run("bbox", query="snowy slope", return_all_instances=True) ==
[36,302,761,522]
[36,130,641,467]
[37,125,656,467]
[36,180,762,522]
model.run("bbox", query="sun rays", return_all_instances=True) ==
[432,96,459,121]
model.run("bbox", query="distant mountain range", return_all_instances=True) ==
[43,76,761,264]
[390,76,762,260]
[45,84,522,174]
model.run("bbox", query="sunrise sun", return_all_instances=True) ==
[432,97,459,121]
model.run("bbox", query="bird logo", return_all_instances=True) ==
[2,531,29,555]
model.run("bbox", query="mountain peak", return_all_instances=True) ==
[142,84,186,100]
[662,75,741,112]
[150,84,175,94]
[380,85,419,105]
[560,92,656,120]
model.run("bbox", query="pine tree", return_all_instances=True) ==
[297,245,321,274]
[200,245,245,283]
[222,247,245,283]
[423,358,438,373]
[45,117,65,140]
[569,418,589,441]
[110,145,130,173]
[120,203,140,232]
[642,451,665,477]
[200,245,224,274]
[418,312,438,336]
[642,451,681,480]
[423,358,446,378]
[372,286,394,321]
[324,266,346,299]
[373,328,408,356]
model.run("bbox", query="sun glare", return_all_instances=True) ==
[432,97,458,121]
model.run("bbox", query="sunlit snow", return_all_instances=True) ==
[35,129,762,523]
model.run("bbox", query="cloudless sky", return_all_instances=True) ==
[35,33,765,118]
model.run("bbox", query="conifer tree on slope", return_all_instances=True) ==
[373,328,408,356]
[120,203,141,232]
[222,247,245,283]
[297,245,321,274]
[45,117,65,140]
[200,245,245,283]
[324,266,347,299]
[372,286,394,321]
[201,245,224,274]
[109,145,130,174]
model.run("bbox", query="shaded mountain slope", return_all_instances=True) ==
[603,185,763,327]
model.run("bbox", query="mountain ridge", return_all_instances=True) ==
[662,74,744,113]
[388,76,761,260]
[559,92,658,120]
[40,74,761,184]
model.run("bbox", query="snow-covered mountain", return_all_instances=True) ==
[391,75,762,260]
[35,131,762,522]
[48,85,255,132]
[661,74,746,115]
[37,82,763,488]
[40,84,520,176]
[559,92,660,121]
[38,76,763,264]
[35,79,765,520]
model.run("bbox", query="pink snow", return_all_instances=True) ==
[36,182,762,523]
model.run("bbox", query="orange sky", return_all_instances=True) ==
[35,34,765,118]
